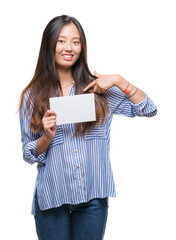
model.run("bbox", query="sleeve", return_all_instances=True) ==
[106,86,157,117]
[19,92,47,165]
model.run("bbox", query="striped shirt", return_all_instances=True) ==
[19,85,157,215]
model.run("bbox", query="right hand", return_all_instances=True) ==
[42,110,57,140]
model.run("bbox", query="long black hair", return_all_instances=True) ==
[19,15,108,135]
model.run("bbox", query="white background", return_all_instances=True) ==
[0,0,176,239]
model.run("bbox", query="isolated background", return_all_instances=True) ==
[0,0,175,239]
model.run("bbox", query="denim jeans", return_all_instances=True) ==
[34,191,109,240]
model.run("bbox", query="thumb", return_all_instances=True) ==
[94,70,101,78]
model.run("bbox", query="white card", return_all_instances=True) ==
[49,93,96,125]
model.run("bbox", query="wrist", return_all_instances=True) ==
[113,74,128,90]
[112,74,121,87]
[43,132,53,143]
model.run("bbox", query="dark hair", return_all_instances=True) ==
[19,15,108,135]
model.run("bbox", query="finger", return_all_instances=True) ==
[83,81,96,92]
[44,120,56,126]
[42,117,56,125]
[93,85,99,93]
[44,115,56,121]
[44,110,57,117]
[94,70,101,78]
[44,122,56,131]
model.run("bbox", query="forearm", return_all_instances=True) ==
[114,75,146,104]
[36,133,52,157]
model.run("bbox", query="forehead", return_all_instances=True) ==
[58,22,80,38]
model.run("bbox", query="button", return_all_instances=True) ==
[74,150,77,153]
[77,166,80,169]
[72,134,75,138]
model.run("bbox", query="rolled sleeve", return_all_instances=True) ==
[19,91,47,165]
[106,86,157,117]
[23,138,47,165]
[130,94,157,117]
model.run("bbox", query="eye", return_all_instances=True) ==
[73,41,80,45]
[57,40,65,44]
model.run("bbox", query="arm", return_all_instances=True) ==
[19,93,57,164]
[106,86,157,117]
[19,94,48,164]
[83,71,157,117]
[113,75,146,104]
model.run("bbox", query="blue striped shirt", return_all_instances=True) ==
[19,85,157,215]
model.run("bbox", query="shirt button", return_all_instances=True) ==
[77,166,80,169]
[75,150,77,153]
[72,134,75,138]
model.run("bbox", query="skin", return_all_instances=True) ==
[55,22,82,78]
[36,23,146,158]
[83,71,146,104]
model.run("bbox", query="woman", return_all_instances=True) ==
[19,15,157,240]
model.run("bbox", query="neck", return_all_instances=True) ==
[57,67,74,85]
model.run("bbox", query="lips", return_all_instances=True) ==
[62,54,74,61]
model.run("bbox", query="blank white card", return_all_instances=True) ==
[49,93,96,125]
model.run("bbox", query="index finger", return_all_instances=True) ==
[83,81,96,92]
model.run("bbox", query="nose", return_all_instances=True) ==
[65,41,72,51]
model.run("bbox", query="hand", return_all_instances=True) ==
[42,110,57,140]
[83,71,120,94]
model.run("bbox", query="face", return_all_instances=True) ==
[55,22,82,71]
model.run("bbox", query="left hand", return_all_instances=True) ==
[83,71,120,94]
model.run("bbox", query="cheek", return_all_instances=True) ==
[55,47,63,62]
[75,47,82,58]
[55,45,63,54]
[74,53,81,63]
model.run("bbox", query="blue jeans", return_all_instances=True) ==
[34,192,109,240]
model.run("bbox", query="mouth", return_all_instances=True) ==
[62,54,74,61]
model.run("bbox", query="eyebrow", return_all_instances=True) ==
[58,35,80,40]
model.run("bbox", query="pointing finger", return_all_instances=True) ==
[83,80,96,92]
